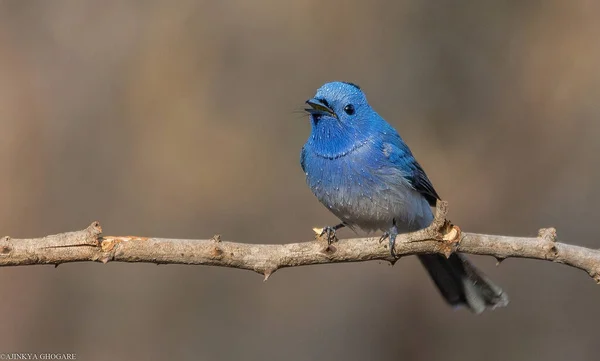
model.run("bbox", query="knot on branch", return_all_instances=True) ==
[0,236,12,257]
[439,224,461,258]
[423,200,462,258]
[590,269,600,284]
[320,244,337,257]
[210,246,224,260]
[538,227,557,242]
[86,221,103,242]
[538,227,558,259]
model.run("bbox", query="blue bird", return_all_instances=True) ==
[301,81,508,313]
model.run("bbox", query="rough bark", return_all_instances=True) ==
[1,202,598,283]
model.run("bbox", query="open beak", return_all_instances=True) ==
[305,98,337,119]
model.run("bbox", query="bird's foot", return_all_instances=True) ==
[379,219,399,257]
[313,223,345,245]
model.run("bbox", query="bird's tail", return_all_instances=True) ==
[417,253,509,314]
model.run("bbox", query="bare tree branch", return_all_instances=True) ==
[1,202,599,283]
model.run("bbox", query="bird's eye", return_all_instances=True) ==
[344,104,355,115]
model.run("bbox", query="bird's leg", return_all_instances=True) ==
[319,223,346,245]
[379,219,399,257]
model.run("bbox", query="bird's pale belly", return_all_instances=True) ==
[304,156,433,233]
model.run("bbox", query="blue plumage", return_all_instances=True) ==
[301,82,508,313]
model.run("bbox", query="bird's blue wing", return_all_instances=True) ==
[383,134,440,207]
[409,160,440,206]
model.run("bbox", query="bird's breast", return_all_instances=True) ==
[302,146,432,232]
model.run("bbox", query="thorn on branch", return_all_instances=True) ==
[263,269,274,281]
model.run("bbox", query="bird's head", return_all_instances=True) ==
[304,81,381,158]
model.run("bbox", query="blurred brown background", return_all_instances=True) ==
[1,1,599,360]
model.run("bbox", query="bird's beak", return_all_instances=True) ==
[305,98,337,118]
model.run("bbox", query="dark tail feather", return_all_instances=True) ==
[417,253,509,314]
